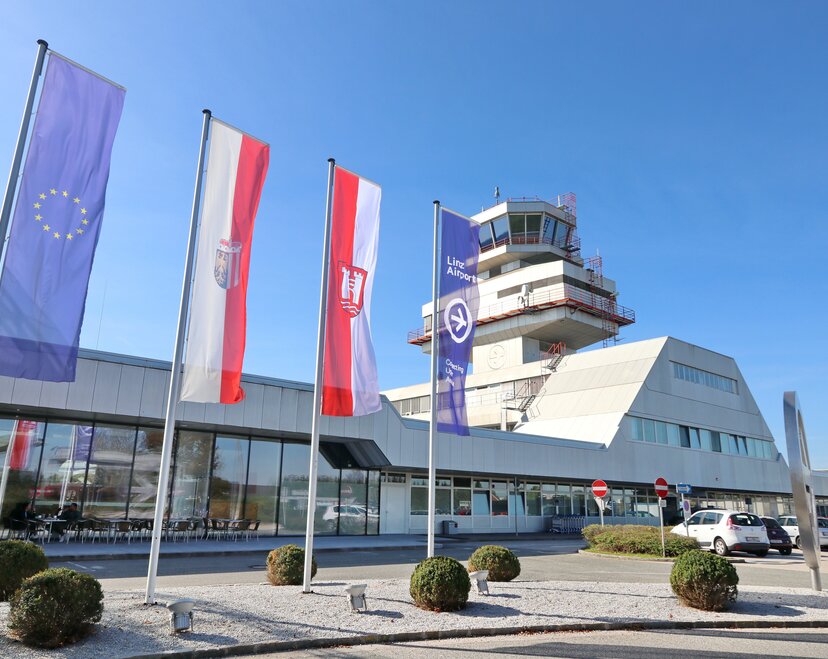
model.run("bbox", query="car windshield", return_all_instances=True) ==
[763,518,781,529]
[730,513,763,526]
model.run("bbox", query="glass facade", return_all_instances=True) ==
[0,417,379,536]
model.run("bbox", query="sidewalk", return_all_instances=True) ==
[40,533,441,561]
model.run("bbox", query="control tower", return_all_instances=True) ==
[384,193,636,429]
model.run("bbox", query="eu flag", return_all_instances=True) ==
[0,54,125,381]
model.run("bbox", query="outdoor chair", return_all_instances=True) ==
[227,519,249,541]
[246,519,260,541]
[206,518,230,541]
[112,520,134,543]
[168,519,191,543]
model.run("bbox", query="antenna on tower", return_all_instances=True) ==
[494,186,501,204]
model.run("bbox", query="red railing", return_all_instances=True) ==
[407,286,634,345]
[480,231,581,256]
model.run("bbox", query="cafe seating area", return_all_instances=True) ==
[0,516,262,544]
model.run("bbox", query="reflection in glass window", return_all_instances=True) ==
[553,221,570,245]
[509,214,526,240]
[279,443,311,534]
[246,439,281,534]
[454,487,472,515]
[410,485,427,515]
[0,419,45,520]
[541,484,556,516]
[666,424,681,447]
[525,483,541,516]
[170,430,213,519]
[491,481,508,515]
[367,471,380,534]
[526,214,542,241]
[556,484,572,515]
[679,426,691,448]
[542,215,555,243]
[473,488,490,515]
[339,469,367,535]
[643,419,656,443]
[509,482,525,516]
[571,485,586,515]
[492,217,509,245]
[35,423,81,515]
[209,436,250,521]
[314,451,340,535]
[129,428,165,519]
[478,223,494,251]
[83,425,137,519]
[689,428,701,449]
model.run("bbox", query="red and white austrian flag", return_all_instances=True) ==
[180,119,269,404]
[322,166,381,416]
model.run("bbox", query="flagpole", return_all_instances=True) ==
[145,109,211,605]
[303,158,336,593]
[0,39,48,264]
[0,420,20,521]
[427,200,441,558]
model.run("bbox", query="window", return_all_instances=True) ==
[246,439,282,534]
[526,214,542,241]
[643,419,656,443]
[454,484,472,515]
[525,483,542,516]
[129,427,165,519]
[541,484,556,516]
[339,469,367,535]
[699,429,712,452]
[542,216,555,243]
[689,428,701,449]
[671,362,737,394]
[491,481,508,515]
[491,217,509,245]
[509,482,525,516]
[478,224,494,251]
[655,422,668,445]
[0,419,45,521]
[679,426,691,448]
[509,214,526,240]
[666,424,681,447]
[83,425,137,519]
[209,436,250,521]
[730,513,763,527]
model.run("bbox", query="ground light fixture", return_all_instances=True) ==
[344,583,368,612]
[166,598,195,633]
[469,570,489,595]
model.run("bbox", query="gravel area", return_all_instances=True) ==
[2,579,827,658]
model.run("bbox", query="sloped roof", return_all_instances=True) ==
[513,337,669,444]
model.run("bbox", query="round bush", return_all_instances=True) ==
[670,549,738,611]
[266,544,317,586]
[0,540,48,601]
[8,568,103,648]
[468,545,521,582]
[410,556,471,612]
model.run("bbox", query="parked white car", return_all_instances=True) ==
[777,516,828,549]
[671,509,770,557]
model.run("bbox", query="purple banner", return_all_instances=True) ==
[437,209,480,435]
[0,55,125,381]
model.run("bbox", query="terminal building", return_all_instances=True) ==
[1,194,826,536]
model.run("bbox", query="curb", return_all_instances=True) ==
[578,549,746,564]
[47,542,441,563]
[128,618,828,658]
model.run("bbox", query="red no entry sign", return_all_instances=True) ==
[655,477,669,498]
[591,479,608,498]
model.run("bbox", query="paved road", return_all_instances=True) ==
[52,538,828,591]
[247,628,828,658]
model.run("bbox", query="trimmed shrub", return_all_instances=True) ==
[467,545,521,582]
[583,524,698,557]
[410,556,471,612]
[266,544,317,586]
[8,568,103,648]
[671,549,738,611]
[0,540,48,601]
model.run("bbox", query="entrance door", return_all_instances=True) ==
[380,483,407,534]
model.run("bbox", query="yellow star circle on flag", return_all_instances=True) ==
[34,187,92,241]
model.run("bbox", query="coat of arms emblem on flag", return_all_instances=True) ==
[214,239,242,290]
[338,262,367,317]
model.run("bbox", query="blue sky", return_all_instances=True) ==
[1,2,826,464]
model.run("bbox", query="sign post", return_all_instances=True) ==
[655,477,668,557]
[592,480,608,527]
[677,483,692,537]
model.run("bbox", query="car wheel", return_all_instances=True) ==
[779,548,792,556]
[753,550,769,557]
[795,536,801,548]
[714,537,730,556]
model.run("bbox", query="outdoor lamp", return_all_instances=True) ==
[344,583,368,613]
[469,570,489,595]
[166,598,195,633]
